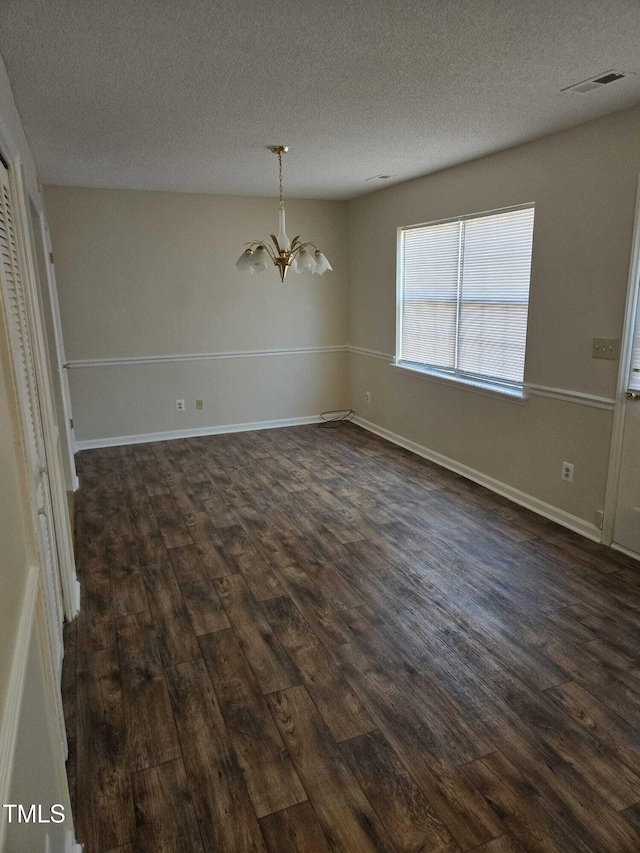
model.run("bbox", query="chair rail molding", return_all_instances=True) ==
[347,348,615,411]
[66,344,348,369]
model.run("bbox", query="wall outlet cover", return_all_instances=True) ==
[561,461,574,483]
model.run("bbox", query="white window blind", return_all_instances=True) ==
[399,205,535,388]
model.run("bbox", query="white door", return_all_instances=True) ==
[613,299,640,556]
[0,161,65,683]
[29,198,79,493]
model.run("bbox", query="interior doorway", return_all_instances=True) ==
[27,195,78,493]
[605,176,640,559]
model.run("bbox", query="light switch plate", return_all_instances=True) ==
[592,338,619,360]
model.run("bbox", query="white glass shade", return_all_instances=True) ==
[235,248,254,271]
[296,249,316,273]
[251,245,270,272]
[312,251,332,275]
[277,208,291,251]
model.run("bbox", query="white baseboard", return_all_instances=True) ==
[611,542,640,562]
[68,576,81,618]
[354,415,602,543]
[75,415,323,450]
[66,831,83,852]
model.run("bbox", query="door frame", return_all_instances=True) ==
[602,174,640,550]
[30,201,79,492]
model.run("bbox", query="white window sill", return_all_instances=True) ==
[391,361,529,404]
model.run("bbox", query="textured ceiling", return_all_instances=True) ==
[1,0,640,200]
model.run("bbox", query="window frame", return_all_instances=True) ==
[395,202,535,400]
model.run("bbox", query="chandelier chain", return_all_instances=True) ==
[278,150,284,209]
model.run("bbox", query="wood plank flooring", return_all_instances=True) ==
[64,423,640,852]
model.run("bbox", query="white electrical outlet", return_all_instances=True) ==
[365,391,371,404]
[176,399,185,412]
[561,461,574,483]
[195,398,204,410]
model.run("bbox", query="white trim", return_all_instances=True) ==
[396,227,404,367]
[67,574,81,615]
[611,542,640,562]
[0,566,39,851]
[66,345,347,369]
[391,361,528,404]
[348,346,616,411]
[38,216,78,483]
[349,346,394,360]
[33,584,68,790]
[0,102,20,166]
[400,201,537,234]
[525,383,615,411]
[603,175,640,545]
[75,414,323,450]
[347,345,394,361]
[353,415,602,542]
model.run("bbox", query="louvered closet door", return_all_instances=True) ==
[0,162,64,680]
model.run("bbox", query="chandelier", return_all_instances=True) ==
[235,146,333,282]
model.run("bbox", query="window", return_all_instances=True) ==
[397,204,535,394]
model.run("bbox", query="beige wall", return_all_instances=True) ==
[348,105,640,527]
[46,106,640,529]
[45,186,349,442]
[68,351,348,441]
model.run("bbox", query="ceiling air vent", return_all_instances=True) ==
[562,70,634,94]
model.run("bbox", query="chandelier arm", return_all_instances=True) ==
[244,240,277,262]
[270,234,282,255]
[291,241,320,258]
[260,241,277,262]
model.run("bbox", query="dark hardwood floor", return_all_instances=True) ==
[64,423,640,852]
